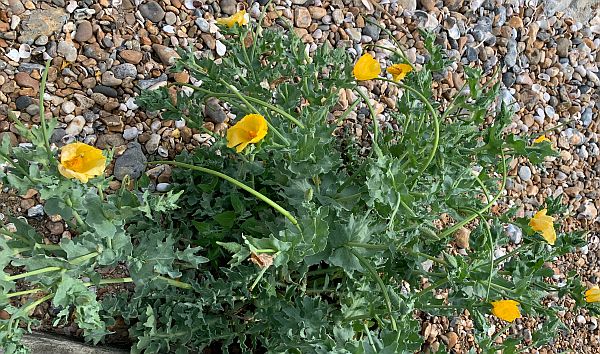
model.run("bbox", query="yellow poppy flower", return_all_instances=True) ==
[226,114,268,153]
[529,209,556,245]
[216,10,249,28]
[586,286,600,303]
[58,142,106,183]
[533,135,551,144]
[386,63,413,82]
[491,299,521,322]
[353,53,381,81]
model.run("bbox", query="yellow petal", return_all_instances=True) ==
[491,299,521,322]
[226,114,268,153]
[533,135,551,144]
[59,143,106,183]
[217,10,249,28]
[586,286,600,303]
[386,63,413,82]
[528,209,556,245]
[353,54,381,81]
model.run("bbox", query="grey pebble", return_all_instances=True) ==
[518,165,531,181]
[113,142,147,181]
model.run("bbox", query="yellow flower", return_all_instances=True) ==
[533,135,551,144]
[585,286,600,303]
[529,209,556,245]
[58,142,106,183]
[386,63,413,82]
[216,10,249,28]
[491,299,521,322]
[226,114,268,153]
[353,53,381,81]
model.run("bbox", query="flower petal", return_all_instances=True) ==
[226,114,268,153]
[59,143,106,183]
[533,135,551,144]
[353,54,381,81]
[586,286,600,303]
[58,164,89,183]
[529,209,556,245]
[217,10,248,28]
[491,299,521,322]
[386,63,413,82]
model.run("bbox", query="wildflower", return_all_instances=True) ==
[585,286,600,303]
[216,10,249,28]
[491,299,521,322]
[386,63,413,82]
[226,114,268,153]
[533,135,551,144]
[529,209,556,245]
[353,53,380,81]
[58,142,106,183]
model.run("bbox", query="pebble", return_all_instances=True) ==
[145,133,161,153]
[195,17,210,32]
[57,39,77,62]
[65,115,85,135]
[220,0,237,15]
[27,204,44,218]
[506,224,523,244]
[74,20,93,42]
[139,1,165,23]
[120,50,143,64]
[152,44,180,66]
[295,7,312,28]
[204,98,227,123]
[112,63,138,79]
[61,101,76,115]
[156,183,172,192]
[123,127,139,140]
[15,96,33,111]
[93,85,118,98]
[518,165,532,181]
[577,315,587,325]
[113,142,147,181]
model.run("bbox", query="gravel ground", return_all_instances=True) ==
[1,0,600,352]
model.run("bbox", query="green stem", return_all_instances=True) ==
[4,266,62,281]
[219,79,290,146]
[156,275,192,289]
[349,249,398,332]
[65,196,85,229]
[0,150,37,184]
[83,277,133,287]
[364,18,413,70]
[22,293,54,314]
[439,149,507,239]
[249,264,270,291]
[149,160,299,226]
[354,88,383,159]
[490,323,511,344]
[363,322,378,352]
[347,242,448,266]
[377,78,440,187]
[175,83,305,128]
[4,288,43,299]
[415,278,449,298]
[336,98,360,124]
[39,60,54,163]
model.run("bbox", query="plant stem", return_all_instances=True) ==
[175,82,305,128]
[415,278,449,298]
[439,149,507,239]
[156,275,192,289]
[39,60,54,163]
[149,160,299,226]
[83,277,133,287]
[0,150,37,184]
[22,293,54,315]
[354,88,383,159]
[363,322,378,352]
[65,196,85,229]
[376,78,440,187]
[4,288,43,299]
[4,266,62,281]
[336,99,360,124]
[349,249,398,332]
[347,242,449,267]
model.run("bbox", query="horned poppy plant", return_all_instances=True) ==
[585,286,600,303]
[491,299,521,322]
[386,63,413,82]
[529,209,556,245]
[353,53,380,81]
[216,9,250,28]
[533,135,551,144]
[226,114,268,152]
[58,142,106,183]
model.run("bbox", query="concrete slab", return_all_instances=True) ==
[19,333,128,354]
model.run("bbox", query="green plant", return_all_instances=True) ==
[0,14,589,354]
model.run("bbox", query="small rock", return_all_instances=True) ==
[61,101,76,114]
[113,142,147,181]
[145,133,161,153]
[506,224,522,244]
[27,204,45,218]
[74,20,93,42]
[15,72,38,89]
[295,7,312,28]
[220,0,237,15]
[578,202,598,221]
[518,165,531,181]
[308,6,327,19]
[112,63,138,79]
[120,49,143,64]
[96,133,126,149]
[165,12,177,25]
[152,44,180,66]
[93,85,118,98]
[101,71,123,86]
[577,315,587,325]
[156,183,171,192]
[204,98,227,123]
[216,40,226,56]
[65,115,85,135]
[123,127,139,140]
[398,0,417,11]
[446,331,458,349]
[556,38,571,57]
[195,17,210,32]
[15,96,33,111]
[139,1,165,23]
[57,39,77,62]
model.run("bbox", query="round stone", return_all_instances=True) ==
[518,166,531,181]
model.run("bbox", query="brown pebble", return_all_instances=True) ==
[454,227,470,249]
[120,49,144,64]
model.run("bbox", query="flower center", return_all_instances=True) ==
[248,130,258,139]
[63,153,86,171]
